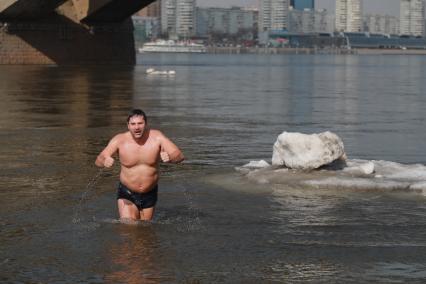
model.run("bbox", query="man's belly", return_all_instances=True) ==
[120,165,159,193]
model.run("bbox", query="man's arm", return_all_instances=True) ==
[95,135,120,168]
[158,131,185,164]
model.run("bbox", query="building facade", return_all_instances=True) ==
[259,0,290,32]
[161,0,196,38]
[364,14,399,35]
[314,9,335,34]
[400,0,425,36]
[289,8,334,34]
[161,0,176,37]
[133,16,161,43]
[196,7,257,39]
[335,0,363,32]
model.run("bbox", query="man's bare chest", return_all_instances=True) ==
[118,141,160,167]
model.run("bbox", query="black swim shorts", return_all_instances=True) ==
[117,182,158,210]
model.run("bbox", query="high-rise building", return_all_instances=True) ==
[290,0,314,10]
[161,0,195,38]
[259,0,290,32]
[133,16,161,42]
[289,7,334,33]
[161,0,176,37]
[316,9,335,34]
[400,0,425,36]
[335,0,363,32]
[176,0,196,38]
[364,14,399,35]
[196,7,258,39]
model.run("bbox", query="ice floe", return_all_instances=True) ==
[236,159,426,195]
[236,131,426,195]
[146,68,176,75]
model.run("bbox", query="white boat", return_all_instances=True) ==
[139,40,206,53]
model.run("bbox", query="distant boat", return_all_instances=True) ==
[139,40,206,53]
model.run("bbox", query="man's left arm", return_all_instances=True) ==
[158,132,185,163]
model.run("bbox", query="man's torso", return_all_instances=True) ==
[117,130,161,193]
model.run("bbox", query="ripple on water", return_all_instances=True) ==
[364,262,426,282]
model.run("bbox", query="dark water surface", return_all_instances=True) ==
[1,54,426,283]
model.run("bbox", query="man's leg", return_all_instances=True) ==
[117,199,140,220]
[140,207,155,221]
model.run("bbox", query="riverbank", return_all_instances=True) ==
[206,46,354,55]
[205,46,426,55]
[355,48,426,55]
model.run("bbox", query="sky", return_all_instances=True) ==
[197,0,401,16]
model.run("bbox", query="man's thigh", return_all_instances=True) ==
[117,199,140,220]
[140,207,155,221]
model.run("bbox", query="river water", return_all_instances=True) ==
[1,54,425,283]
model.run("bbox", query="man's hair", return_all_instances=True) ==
[127,109,147,123]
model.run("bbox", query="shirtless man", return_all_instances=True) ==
[95,109,184,221]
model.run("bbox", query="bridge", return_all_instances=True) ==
[0,0,156,64]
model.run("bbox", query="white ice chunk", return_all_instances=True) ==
[235,160,270,174]
[272,131,346,170]
[146,68,176,75]
[343,161,375,175]
[409,182,426,196]
[242,160,270,168]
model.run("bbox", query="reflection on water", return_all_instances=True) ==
[105,225,167,284]
[1,66,135,129]
[1,54,426,282]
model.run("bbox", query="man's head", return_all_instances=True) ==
[127,109,147,124]
[127,109,148,139]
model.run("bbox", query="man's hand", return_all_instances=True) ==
[160,151,170,163]
[104,156,115,168]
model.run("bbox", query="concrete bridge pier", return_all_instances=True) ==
[0,0,155,65]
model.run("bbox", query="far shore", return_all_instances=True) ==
[204,46,426,55]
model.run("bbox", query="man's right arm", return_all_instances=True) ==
[95,135,120,168]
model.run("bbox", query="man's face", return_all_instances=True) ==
[127,115,146,139]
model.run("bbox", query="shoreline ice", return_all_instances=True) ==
[235,159,426,196]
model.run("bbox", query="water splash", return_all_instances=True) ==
[177,179,204,232]
[72,168,104,224]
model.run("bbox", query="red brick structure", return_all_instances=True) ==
[136,0,161,17]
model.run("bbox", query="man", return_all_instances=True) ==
[95,109,184,221]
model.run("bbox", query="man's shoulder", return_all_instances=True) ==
[149,128,162,135]
[111,132,130,143]
[148,129,165,138]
